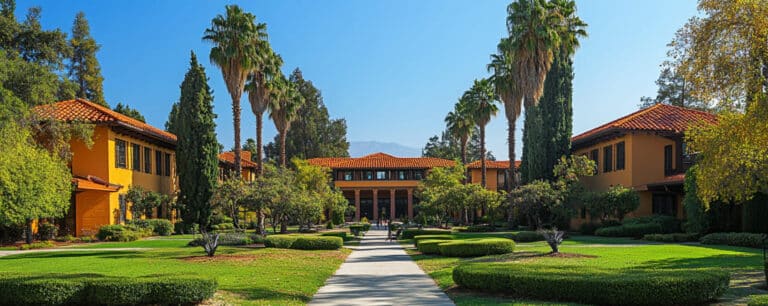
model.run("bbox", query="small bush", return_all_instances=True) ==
[623,215,681,233]
[211,223,235,231]
[326,222,334,229]
[79,236,95,243]
[453,263,730,305]
[459,225,495,232]
[413,235,453,247]
[643,233,699,242]
[218,232,251,246]
[417,240,446,254]
[349,225,364,236]
[579,223,599,235]
[54,235,77,243]
[174,222,198,235]
[361,223,371,232]
[147,219,173,236]
[595,223,663,238]
[321,231,352,241]
[513,231,545,242]
[700,232,767,248]
[291,236,343,250]
[264,235,299,248]
[401,229,452,239]
[96,225,141,242]
[36,223,58,240]
[750,294,768,306]
[438,238,515,257]
[0,274,217,306]
[19,241,54,250]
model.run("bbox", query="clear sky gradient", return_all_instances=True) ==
[17,0,698,159]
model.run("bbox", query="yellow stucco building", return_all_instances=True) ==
[569,104,717,228]
[466,160,519,192]
[35,99,178,236]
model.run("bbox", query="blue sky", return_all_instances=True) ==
[17,0,698,159]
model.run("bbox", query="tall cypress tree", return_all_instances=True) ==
[520,51,574,183]
[68,12,105,106]
[176,51,218,228]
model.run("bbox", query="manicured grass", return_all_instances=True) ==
[0,236,350,305]
[404,233,765,305]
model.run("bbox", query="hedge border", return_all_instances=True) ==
[438,238,515,257]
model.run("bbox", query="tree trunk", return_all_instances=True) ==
[233,97,242,178]
[256,112,264,176]
[480,126,487,188]
[461,135,468,184]
[257,208,266,235]
[25,219,33,244]
[507,117,518,228]
[280,218,288,234]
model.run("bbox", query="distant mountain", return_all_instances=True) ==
[349,141,421,157]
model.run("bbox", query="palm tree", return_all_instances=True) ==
[268,74,304,168]
[463,78,499,189]
[203,5,266,177]
[445,98,475,167]
[491,0,564,191]
[246,49,283,176]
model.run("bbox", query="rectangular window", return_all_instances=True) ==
[397,171,407,180]
[119,194,127,223]
[164,153,171,176]
[590,149,599,173]
[376,171,387,180]
[615,141,626,170]
[115,139,127,168]
[155,151,163,175]
[344,171,353,181]
[664,145,673,175]
[131,144,141,171]
[603,145,613,173]
[364,171,373,180]
[143,147,152,173]
[414,170,424,180]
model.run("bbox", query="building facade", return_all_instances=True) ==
[569,104,717,228]
[218,151,258,182]
[34,99,178,236]
[308,153,454,221]
[466,160,519,191]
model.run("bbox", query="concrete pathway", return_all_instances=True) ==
[309,229,454,306]
[0,248,150,257]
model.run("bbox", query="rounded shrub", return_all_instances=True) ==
[438,238,515,257]
[96,225,141,242]
[417,240,446,255]
[321,231,349,241]
[143,276,217,305]
[749,294,768,306]
[83,278,149,305]
[642,233,699,242]
[595,223,663,238]
[413,235,453,247]
[147,219,173,236]
[264,235,299,249]
[700,232,767,248]
[401,229,452,239]
[0,276,84,305]
[453,263,730,305]
[513,231,544,242]
[291,236,343,250]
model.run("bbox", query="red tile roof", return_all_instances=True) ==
[466,160,520,169]
[72,175,122,192]
[308,152,455,169]
[572,104,717,146]
[33,99,176,145]
[219,151,258,168]
[647,173,686,187]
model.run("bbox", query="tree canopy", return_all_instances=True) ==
[112,102,145,122]
[68,11,105,106]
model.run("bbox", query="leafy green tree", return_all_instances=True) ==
[520,0,586,184]
[639,66,706,110]
[416,164,466,226]
[164,101,179,133]
[586,185,640,222]
[9,6,71,69]
[267,74,304,167]
[244,163,285,234]
[422,127,494,161]
[264,69,350,163]
[210,179,247,228]
[242,138,259,162]
[0,122,71,243]
[68,12,105,106]
[204,5,266,177]
[682,165,707,234]
[175,52,219,229]
[463,78,499,188]
[112,102,145,122]
[445,97,474,166]
[246,47,281,174]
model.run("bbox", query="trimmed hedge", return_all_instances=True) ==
[438,238,515,257]
[750,294,768,306]
[96,225,142,242]
[19,241,54,250]
[264,235,343,250]
[595,223,663,238]
[264,235,299,248]
[291,236,343,250]
[453,263,730,305]
[401,229,452,239]
[623,215,681,233]
[417,240,446,255]
[643,233,699,242]
[349,225,364,236]
[512,231,544,242]
[700,232,767,248]
[0,274,217,306]
[147,219,173,236]
[413,235,453,247]
[321,231,352,241]
[459,225,495,232]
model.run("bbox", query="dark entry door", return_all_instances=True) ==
[360,199,373,220]
[652,194,677,217]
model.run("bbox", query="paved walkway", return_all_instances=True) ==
[0,248,150,257]
[309,229,454,306]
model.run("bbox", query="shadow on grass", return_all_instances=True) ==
[225,287,313,304]
[0,250,144,260]
[639,254,761,270]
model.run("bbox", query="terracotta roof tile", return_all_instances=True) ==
[308,152,454,169]
[219,151,258,168]
[33,99,176,145]
[466,160,520,169]
[572,104,717,146]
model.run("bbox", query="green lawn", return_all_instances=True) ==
[0,236,350,305]
[404,234,766,305]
